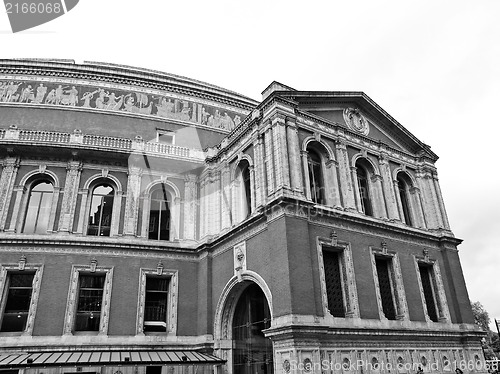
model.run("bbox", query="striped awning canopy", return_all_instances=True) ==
[0,350,225,368]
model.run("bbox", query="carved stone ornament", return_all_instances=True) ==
[343,108,370,135]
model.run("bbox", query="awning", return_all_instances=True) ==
[0,350,225,369]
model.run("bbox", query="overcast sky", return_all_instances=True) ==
[1,0,499,329]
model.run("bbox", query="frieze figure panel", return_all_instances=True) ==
[0,79,245,131]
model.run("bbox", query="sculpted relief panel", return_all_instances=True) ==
[0,80,245,131]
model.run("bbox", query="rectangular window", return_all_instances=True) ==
[375,257,396,320]
[75,274,105,331]
[322,249,346,317]
[0,273,35,332]
[144,277,169,332]
[418,264,439,322]
[157,131,175,145]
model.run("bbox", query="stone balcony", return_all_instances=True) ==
[0,125,206,162]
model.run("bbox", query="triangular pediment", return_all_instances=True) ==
[276,91,436,159]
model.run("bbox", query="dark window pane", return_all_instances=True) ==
[75,274,105,331]
[323,250,345,317]
[357,166,373,216]
[307,150,325,205]
[243,166,252,217]
[419,265,438,322]
[375,258,396,320]
[88,184,114,236]
[0,273,34,332]
[398,177,413,226]
[149,188,170,241]
[144,277,169,332]
[23,181,53,234]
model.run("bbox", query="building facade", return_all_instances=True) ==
[0,59,484,374]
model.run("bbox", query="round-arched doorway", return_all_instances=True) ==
[232,283,273,374]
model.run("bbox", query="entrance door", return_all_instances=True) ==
[232,283,273,374]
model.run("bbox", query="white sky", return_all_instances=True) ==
[1,0,499,330]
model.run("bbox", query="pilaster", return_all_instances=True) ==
[0,157,20,231]
[271,116,290,190]
[335,138,356,210]
[263,127,275,196]
[379,153,399,220]
[58,161,83,233]
[285,118,304,195]
[183,175,197,240]
[252,135,266,208]
[220,164,231,230]
[432,172,451,230]
[416,167,442,229]
[325,160,341,207]
[301,150,311,200]
[371,174,388,219]
[123,166,143,236]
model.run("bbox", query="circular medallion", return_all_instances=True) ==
[343,108,369,135]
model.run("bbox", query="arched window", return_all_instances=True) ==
[23,181,54,234]
[307,148,325,204]
[232,284,273,374]
[356,163,373,216]
[87,184,114,236]
[397,174,413,226]
[149,186,171,241]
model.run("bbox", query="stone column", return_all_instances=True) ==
[110,190,123,236]
[285,118,304,195]
[371,174,388,219]
[252,135,266,208]
[350,166,362,212]
[140,192,150,238]
[271,117,290,190]
[393,179,404,222]
[325,160,341,207]
[410,186,427,228]
[184,174,197,240]
[335,138,356,210]
[432,173,451,230]
[58,161,83,233]
[416,167,441,229]
[76,188,88,234]
[220,164,232,230]
[264,127,275,195]
[8,185,25,232]
[199,177,207,238]
[301,150,311,200]
[123,166,143,236]
[0,157,20,231]
[249,165,256,212]
[378,154,399,220]
[47,186,61,232]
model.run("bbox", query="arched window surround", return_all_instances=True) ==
[301,137,341,207]
[141,180,180,241]
[78,174,123,237]
[231,157,254,224]
[12,170,60,234]
[352,155,387,218]
[393,168,426,228]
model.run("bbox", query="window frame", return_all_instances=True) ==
[156,129,175,145]
[86,183,115,237]
[306,148,326,205]
[370,246,409,321]
[413,253,450,323]
[22,180,55,234]
[80,175,122,237]
[355,164,374,216]
[0,262,44,335]
[148,187,171,241]
[136,268,178,336]
[317,236,359,321]
[63,264,114,335]
[141,182,179,241]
